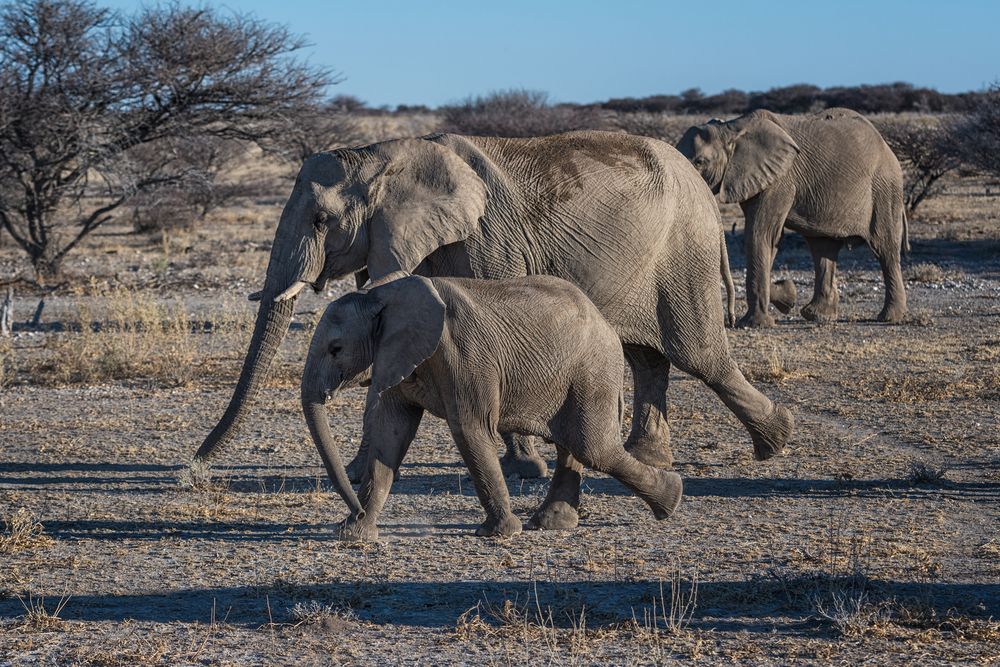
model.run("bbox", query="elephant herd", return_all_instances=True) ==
[192,108,908,540]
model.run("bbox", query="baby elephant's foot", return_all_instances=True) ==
[475,514,522,538]
[648,471,684,520]
[500,452,548,479]
[528,500,579,531]
[338,519,378,543]
[749,405,794,461]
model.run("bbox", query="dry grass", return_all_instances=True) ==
[0,509,54,554]
[15,594,71,632]
[19,285,199,386]
[287,600,357,632]
[178,459,215,491]
[907,460,949,486]
[906,262,964,283]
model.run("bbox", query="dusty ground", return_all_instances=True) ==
[1,169,998,665]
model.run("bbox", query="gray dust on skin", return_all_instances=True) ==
[2,236,999,663]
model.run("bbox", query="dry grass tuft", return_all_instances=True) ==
[16,593,71,632]
[813,590,892,638]
[906,262,964,283]
[288,600,357,632]
[0,335,11,388]
[907,460,949,486]
[178,459,215,491]
[0,509,54,554]
[744,345,801,384]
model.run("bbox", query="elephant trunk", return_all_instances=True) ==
[301,368,365,519]
[194,297,295,460]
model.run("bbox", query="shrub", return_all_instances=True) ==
[441,89,603,137]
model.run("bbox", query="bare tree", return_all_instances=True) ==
[276,98,366,163]
[876,115,962,213]
[0,0,330,281]
[954,84,1000,178]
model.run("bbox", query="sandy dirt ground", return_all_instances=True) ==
[1,172,998,665]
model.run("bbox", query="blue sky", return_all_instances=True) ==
[105,1,999,107]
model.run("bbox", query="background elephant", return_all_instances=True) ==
[677,108,908,327]
[302,274,684,540]
[194,130,793,473]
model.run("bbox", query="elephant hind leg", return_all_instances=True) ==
[623,346,673,469]
[665,309,793,461]
[528,446,582,530]
[870,187,908,323]
[801,236,842,323]
[582,447,682,520]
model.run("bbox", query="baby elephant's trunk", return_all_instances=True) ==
[301,376,365,520]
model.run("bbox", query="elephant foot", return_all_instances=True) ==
[770,279,798,315]
[500,451,548,479]
[528,500,580,531]
[475,513,522,538]
[647,471,684,520]
[877,303,907,324]
[748,405,794,461]
[736,311,776,329]
[625,436,674,469]
[801,300,838,323]
[338,518,378,543]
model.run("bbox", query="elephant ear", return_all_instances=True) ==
[720,116,799,204]
[366,140,487,278]
[368,275,446,395]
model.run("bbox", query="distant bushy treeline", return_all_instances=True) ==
[593,83,983,115]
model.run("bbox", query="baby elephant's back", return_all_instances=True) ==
[431,275,623,382]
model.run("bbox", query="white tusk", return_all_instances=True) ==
[247,290,263,302]
[274,281,308,302]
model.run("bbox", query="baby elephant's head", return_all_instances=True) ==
[300,275,446,517]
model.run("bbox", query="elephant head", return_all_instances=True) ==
[300,275,446,516]
[194,139,487,461]
[676,112,800,204]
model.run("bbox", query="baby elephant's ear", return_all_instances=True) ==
[369,275,446,395]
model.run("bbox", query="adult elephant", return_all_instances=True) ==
[193,131,793,473]
[677,109,908,328]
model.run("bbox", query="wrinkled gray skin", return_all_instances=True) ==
[677,109,908,328]
[195,131,793,474]
[302,274,684,540]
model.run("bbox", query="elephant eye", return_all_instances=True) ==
[329,343,341,356]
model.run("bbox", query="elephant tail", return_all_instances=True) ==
[901,208,911,256]
[719,226,737,327]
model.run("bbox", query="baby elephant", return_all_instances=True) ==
[301,274,683,541]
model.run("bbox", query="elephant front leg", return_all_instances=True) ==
[737,191,794,328]
[451,425,521,538]
[500,433,548,479]
[801,237,842,323]
[623,346,673,468]
[341,398,423,542]
[528,446,583,530]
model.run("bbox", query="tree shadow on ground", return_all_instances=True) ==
[1,577,995,632]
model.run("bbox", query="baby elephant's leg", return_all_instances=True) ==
[451,426,522,538]
[597,452,683,520]
[528,446,583,531]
